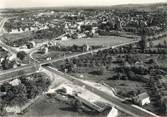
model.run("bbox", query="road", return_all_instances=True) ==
[0,18,18,60]
[0,40,17,53]
[0,64,38,83]
[0,18,8,35]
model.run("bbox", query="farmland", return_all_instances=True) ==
[51,52,153,98]
[157,55,167,67]
[2,32,33,47]
[49,46,167,114]
[22,95,110,117]
[151,37,167,47]
[58,36,137,46]
[0,46,8,58]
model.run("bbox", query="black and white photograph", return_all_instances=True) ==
[0,0,167,117]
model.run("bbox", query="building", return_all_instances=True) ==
[49,82,110,112]
[61,36,68,41]
[39,46,49,54]
[9,79,21,86]
[135,92,150,106]
[26,41,36,49]
[107,107,118,117]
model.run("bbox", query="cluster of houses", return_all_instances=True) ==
[5,12,99,41]
[97,11,164,35]
[4,11,63,34]
[5,20,50,34]
[58,20,98,41]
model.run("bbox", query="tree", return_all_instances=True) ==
[149,41,153,48]
[20,76,39,99]
[17,51,27,61]
[35,75,50,92]
[164,40,167,48]
[24,80,39,99]
[0,82,12,93]
[127,71,136,80]
[9,84,27,106]
[0,81,28,107]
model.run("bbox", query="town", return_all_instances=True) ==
[0,2,167,117]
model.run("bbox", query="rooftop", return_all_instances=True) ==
[137,92,149,100]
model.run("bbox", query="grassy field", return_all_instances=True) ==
[21,95,110,117]
[3,32,33,42]
[157,55,167,67]
[0,48,8,58]
[70,72,146,97]
[58,36,135,46]
[32,51,80,62]
[52,53,152,98]
[152,37,167,46]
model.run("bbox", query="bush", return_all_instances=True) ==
[0,73,51,109]
[17,51,27,61]
[89,70,103,75]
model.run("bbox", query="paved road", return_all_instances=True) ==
[43,66,159,117]
[0,18,8,35]
[0,64,38,84]
[0,40,18,53]
[0,18,18,58]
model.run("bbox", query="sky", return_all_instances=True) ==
[0,0,166,8]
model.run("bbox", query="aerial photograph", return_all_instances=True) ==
[0,0,167,117]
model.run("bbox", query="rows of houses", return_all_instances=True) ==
[5,21,50,34]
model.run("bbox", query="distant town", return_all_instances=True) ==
[0,3,167,117]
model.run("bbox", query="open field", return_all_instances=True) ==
[22,95,110,117]
[58,36,136,46]
[0,47,8,58]
[32,51,80,62]
[3,32,33,42]
[151,37,167,46]
[157,55,167,67]
[3,33,51,45]
[50,53,160,113]
[70,72,146,97]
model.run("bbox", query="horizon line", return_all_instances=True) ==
[0,2,167,10]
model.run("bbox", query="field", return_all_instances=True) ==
[22,96,110,117]
[32,51,80,62]
[70,72,146,98]
[58,36,135,46]
[3,32,33,42]
[0,47,8,58]
[52,53,151,99]
[151,37,167,46]
[157,55,167,67]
